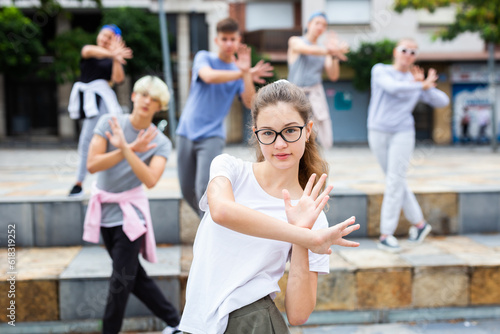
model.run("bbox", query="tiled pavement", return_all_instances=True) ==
[1,233,500,332]
[1,145,500,332]
[2,144,500,199]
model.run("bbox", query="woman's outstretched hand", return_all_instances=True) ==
[309,216,360,254]
[283,173,333,229]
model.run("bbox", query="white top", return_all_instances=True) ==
[367,64,450,133]
[179,154,330,334]
[68,79,122,119]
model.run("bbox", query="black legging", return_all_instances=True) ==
[100,226,180,334]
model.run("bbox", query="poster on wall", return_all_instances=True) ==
[452,84,500,143]
[450,63,500,144]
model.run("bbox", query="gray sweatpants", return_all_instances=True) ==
[76,101,108,183]
[177,135,225,216]
[368,129,424,236]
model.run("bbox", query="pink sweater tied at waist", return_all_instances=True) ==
[83,184,158,263]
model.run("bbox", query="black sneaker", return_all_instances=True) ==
[68,184,83,197]
[409,223,432,243]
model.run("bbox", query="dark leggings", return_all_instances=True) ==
[101,226,180,334]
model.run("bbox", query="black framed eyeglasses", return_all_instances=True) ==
[254,124,307,145]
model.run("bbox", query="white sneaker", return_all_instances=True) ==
[162,326,181,334]
[409,223,432,243]
[377,235,401,253]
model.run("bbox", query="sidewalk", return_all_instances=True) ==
[1,144,500,199]
[1,144,500,333]
[137,319,500,334]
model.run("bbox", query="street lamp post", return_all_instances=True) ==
[488,42,497,152]
[158,0,177,145]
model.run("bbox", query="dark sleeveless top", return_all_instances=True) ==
[79,57,112,83]
[77,56,113,118]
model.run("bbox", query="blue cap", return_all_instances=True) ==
[101,24,122,37]
[308,11,328,22]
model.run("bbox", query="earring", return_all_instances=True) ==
[306,138,310,143]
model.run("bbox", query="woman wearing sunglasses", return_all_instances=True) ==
[367,38,450,253]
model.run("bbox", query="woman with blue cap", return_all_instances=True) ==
[67,24,133,197]
[287,12,348,149]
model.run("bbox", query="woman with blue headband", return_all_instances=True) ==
[287,12,349,149]
[67,24,133,197]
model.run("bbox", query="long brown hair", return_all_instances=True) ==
[250,80,329,192]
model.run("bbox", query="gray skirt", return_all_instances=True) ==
[224,295,291,334]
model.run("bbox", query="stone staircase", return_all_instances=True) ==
[1,189,500,333]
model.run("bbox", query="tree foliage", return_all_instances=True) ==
[394,0,500,43]
[346,39,397,91]
[41,27,95,84]
[0,7,45,76]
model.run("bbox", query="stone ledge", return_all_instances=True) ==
[2,235,499,324]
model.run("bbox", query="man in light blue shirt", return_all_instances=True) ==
[176,17,273,215]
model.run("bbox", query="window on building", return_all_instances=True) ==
[190,13,208,54]
[326,0,371,25]
[245,2,294,31]
[417,6,455,27]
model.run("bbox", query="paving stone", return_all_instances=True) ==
[59,278,180,320]
[0,280,59,322]
[356,269,412,309]
[316,269,356,311]
[401,253,466,267]
[180,244,193,274]
[417,192,458,235]
[339,249,411,269]
[430,236,495,255]
[397,239,444,255]
[470,267,500,305]
[325,194,367,238]
[367,193,458,238]
[14,247,80,280]
[412,266,469,307]
[315,253,357,311]
[0,203,34,247]
[459,192,500,234]
[335,238,377,251]
[179,200,200,244]
[33,201,84,246]
[59,246,181,320]
[275,272,288,313]
[467,233,500,248]
[60,246,180,279]
[275,253,357,313]
[455,253,500,266]
[149,199,180,244]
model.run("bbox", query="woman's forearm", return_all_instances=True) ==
[210,195,315,248]
[285,244,317,325]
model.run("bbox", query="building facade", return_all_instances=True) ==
[1,0,498,144]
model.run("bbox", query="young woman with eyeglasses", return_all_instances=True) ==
[367,38,450,253]
[179,80,359,334]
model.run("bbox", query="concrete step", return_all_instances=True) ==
[1,234,499,332]
[2,189,500,248]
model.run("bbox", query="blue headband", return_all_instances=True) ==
[308,11,328,22]
[101,24,122,37]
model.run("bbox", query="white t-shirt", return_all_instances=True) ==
[179,154,330,334]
